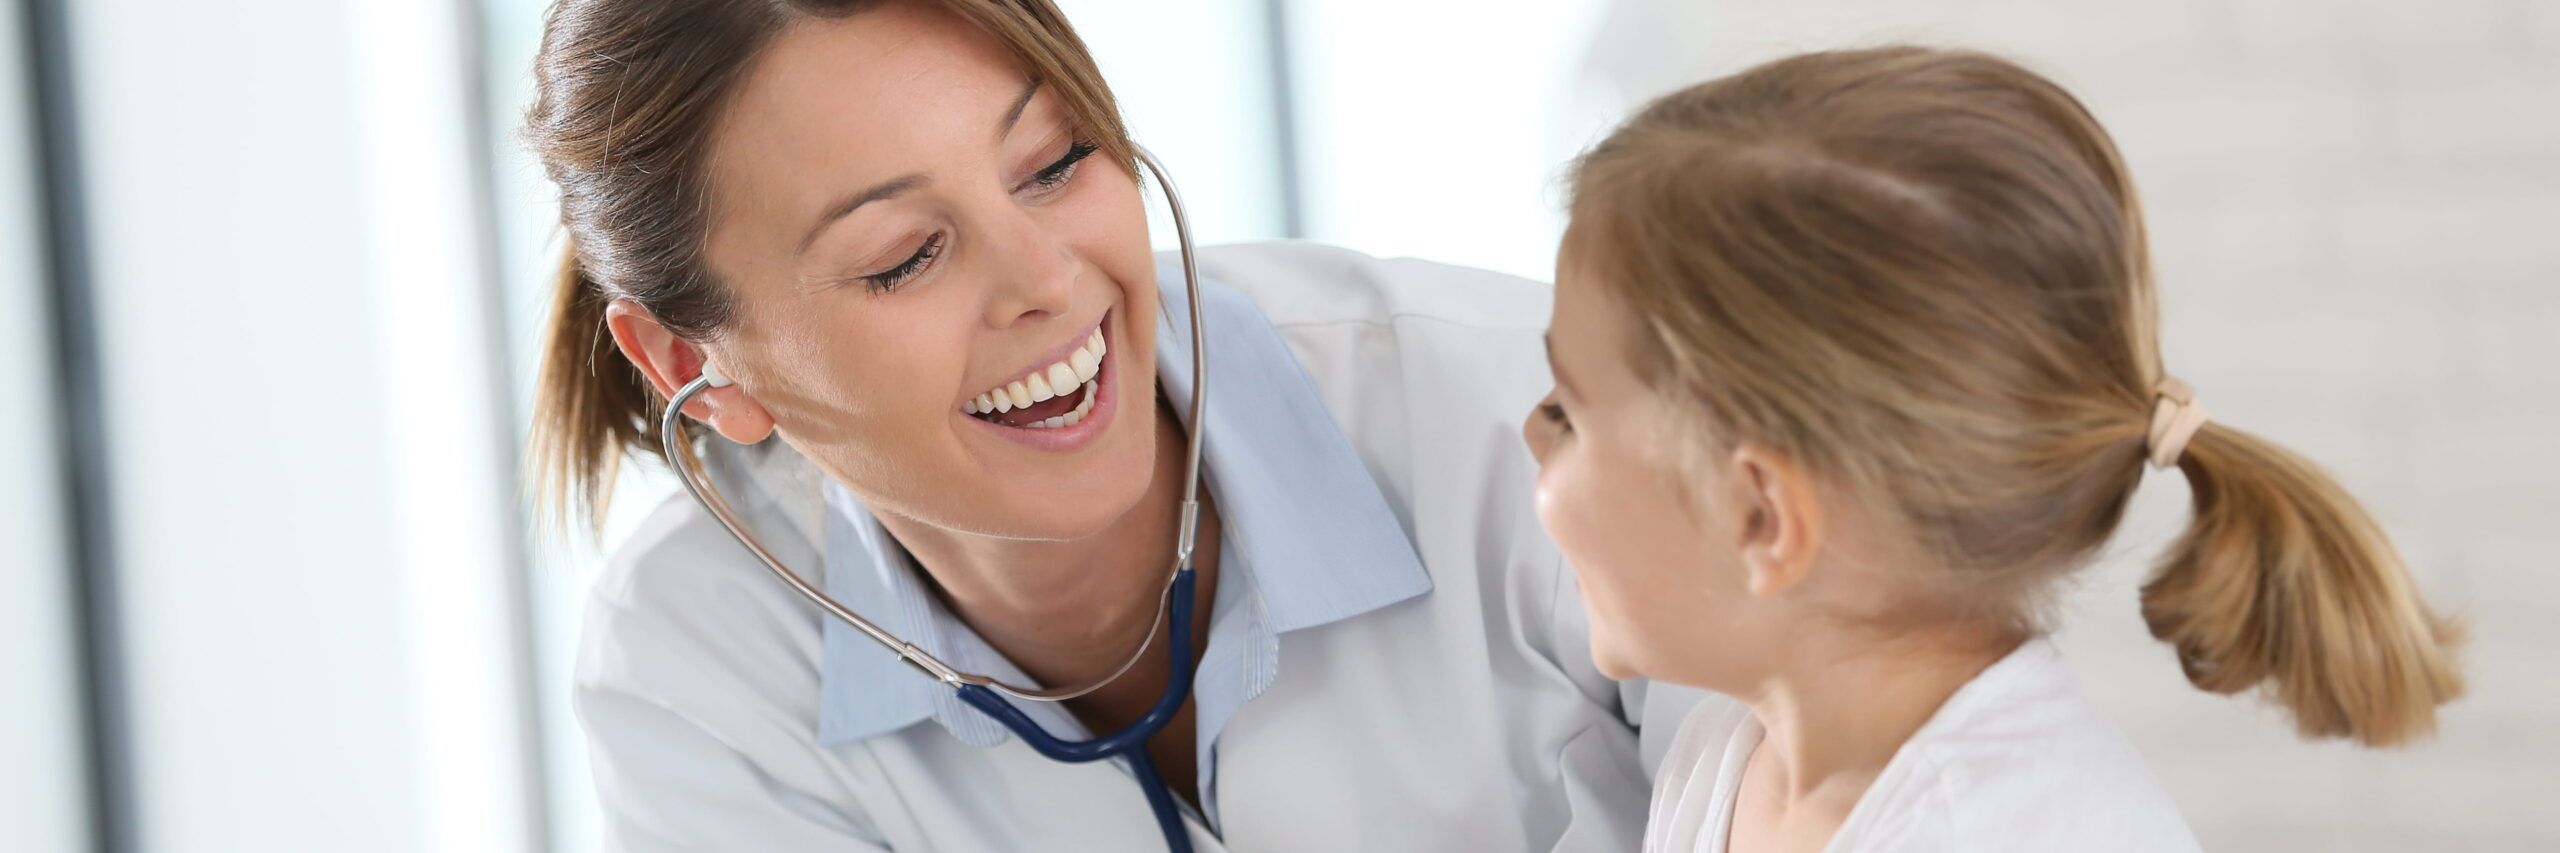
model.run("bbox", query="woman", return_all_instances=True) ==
[526,0,1695,849]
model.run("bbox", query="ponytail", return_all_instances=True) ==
[528,245,664,535]
[2141,421,2466,746]
[1554,45,2465,747]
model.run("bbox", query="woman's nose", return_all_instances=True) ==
[979,210,1078,328]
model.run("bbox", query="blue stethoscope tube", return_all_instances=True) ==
[658,145,1209,852]
[955,569,1200,853]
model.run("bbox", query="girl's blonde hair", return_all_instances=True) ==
[1566,46,2463,746]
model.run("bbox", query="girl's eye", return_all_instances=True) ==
[1538,401,1573,434]
[1020,140,1099,194]
[860,233,945,293]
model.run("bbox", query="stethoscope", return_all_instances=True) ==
[659,145,1208,853]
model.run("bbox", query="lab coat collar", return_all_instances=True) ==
[814,258,1434,748]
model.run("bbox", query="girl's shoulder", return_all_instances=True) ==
[1843,641,2201,852]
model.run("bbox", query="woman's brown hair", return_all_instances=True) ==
[1566,46,2463,746]
[523,0,1135,532]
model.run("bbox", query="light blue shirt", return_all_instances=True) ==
[814,262,1435,819]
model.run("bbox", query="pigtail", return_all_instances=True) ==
[2140,420,2466,746]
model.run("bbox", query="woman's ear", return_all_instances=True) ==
[604,300,776,445]
[1728,445,1824,598]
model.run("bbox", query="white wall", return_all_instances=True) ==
[1285,0,1614,282]
[59,0,539,849]
[1070,0,1295,249]
[0,1,91,850]
[72,5,413,844]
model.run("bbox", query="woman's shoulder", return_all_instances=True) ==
[573,447,893,843]
[578,441,830,725]
[1190,241,1556,490]
[1191,241,1629,688]
[1194,239,1556,541]
[1193,240,1553,334]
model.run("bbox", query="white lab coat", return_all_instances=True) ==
[574,242,1707,851]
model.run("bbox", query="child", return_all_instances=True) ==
[1522,46,2464,852]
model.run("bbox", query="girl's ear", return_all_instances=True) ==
[1729,445,1824,597]
[603,300,775,445]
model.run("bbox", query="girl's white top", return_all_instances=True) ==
[1646,639,2202,852]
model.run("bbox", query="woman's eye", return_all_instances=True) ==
[846,140,1097,293]
[1019,140,1099,194]
[860,233,945,293]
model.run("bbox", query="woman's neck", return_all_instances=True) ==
[873,399,1219,720]
[1739,625,2019,805]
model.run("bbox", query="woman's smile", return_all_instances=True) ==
[961,311,1122,452]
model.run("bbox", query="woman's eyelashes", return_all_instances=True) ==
[1018,139,1098,195]
[861,232,945,292]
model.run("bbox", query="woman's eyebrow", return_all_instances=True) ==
[793,78,1047,258]
[799,173,927,256]
[995,77,1042,141]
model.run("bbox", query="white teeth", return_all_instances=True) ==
[963,324,1111,419]
[1015,378,1101,429]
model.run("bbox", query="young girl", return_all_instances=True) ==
[1523,46,2466,852]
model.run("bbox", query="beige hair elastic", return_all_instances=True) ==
[2147,376,2210,470]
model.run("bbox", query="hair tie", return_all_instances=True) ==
[2147,376,2210,470]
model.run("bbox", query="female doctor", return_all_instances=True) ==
[527,0,1696,849]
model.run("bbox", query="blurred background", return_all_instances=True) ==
[4,0,2554,850]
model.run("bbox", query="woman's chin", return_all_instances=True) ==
[967,409,1159,539]
[968,460,1154,541]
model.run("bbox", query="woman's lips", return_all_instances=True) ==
[961,316,1107,425]
[961,318,1120,452]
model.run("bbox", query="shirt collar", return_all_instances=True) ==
[814,255,1433,746]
